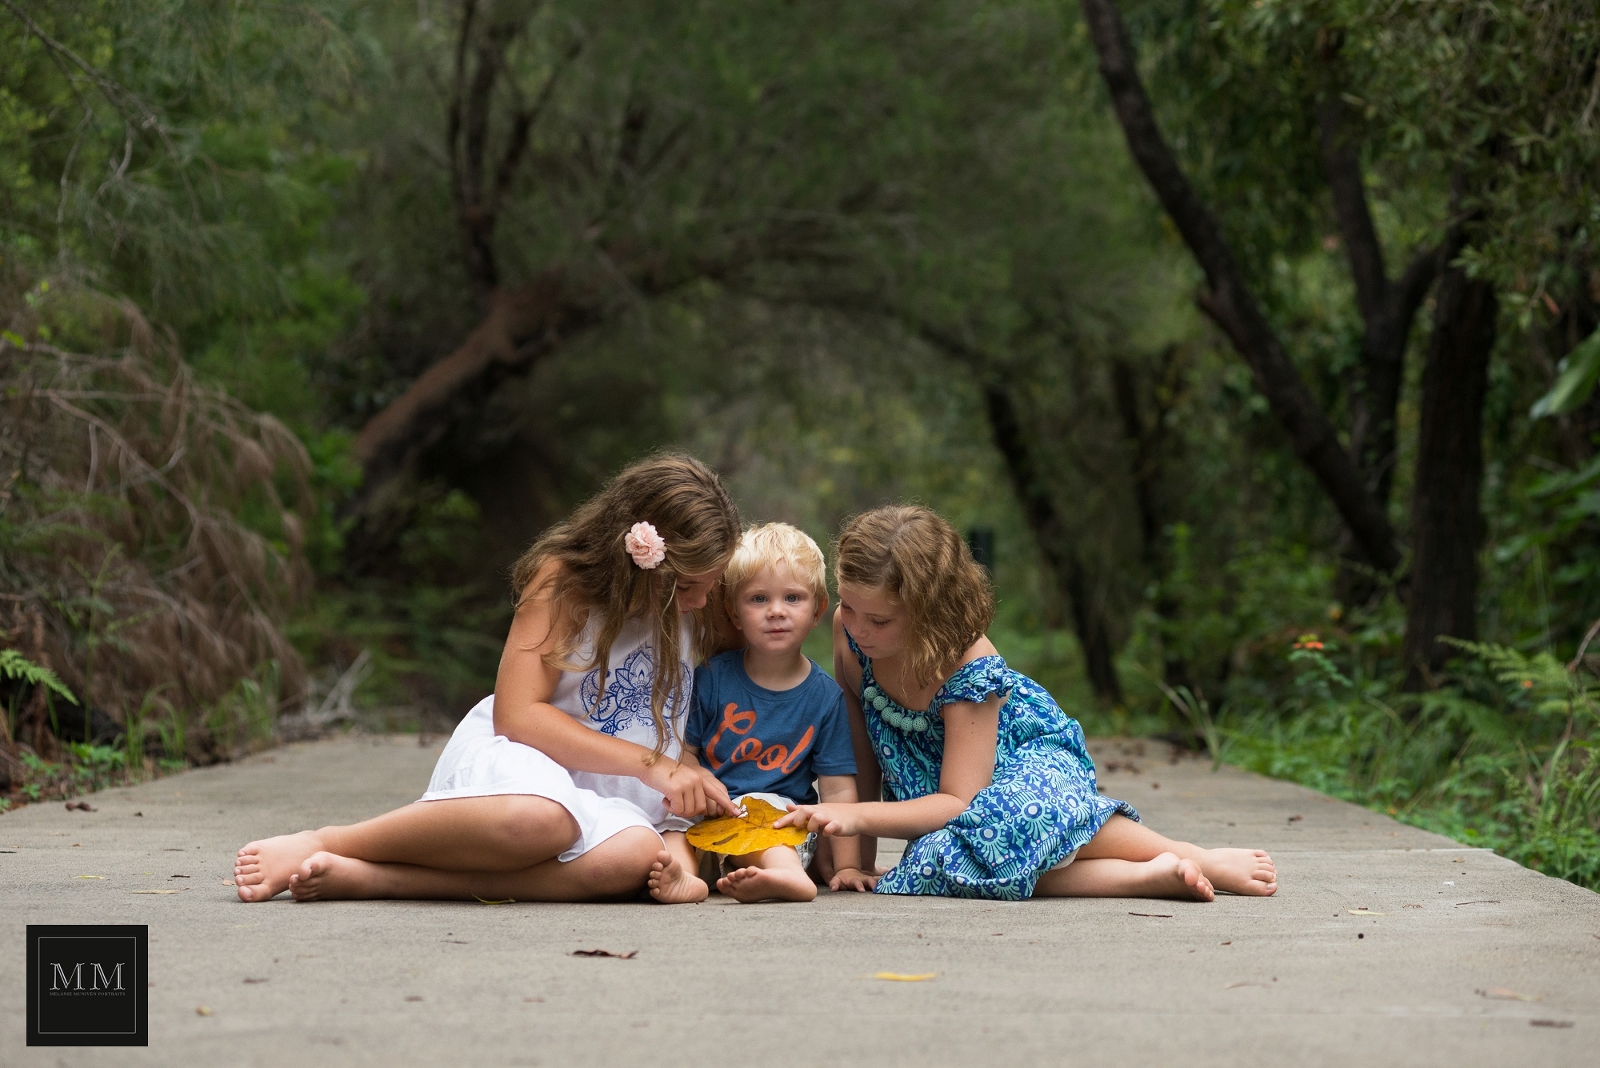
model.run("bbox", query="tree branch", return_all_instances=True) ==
[1317,94,1388,325]
[490,37,582,211]
[1078,0,1401,573]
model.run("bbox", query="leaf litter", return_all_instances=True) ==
[1477,987,1540,1002]
[874,972,937,981]
[571,949,637,959]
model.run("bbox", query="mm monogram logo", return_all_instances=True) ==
[50,961,126,992]
[27,924,148,1046]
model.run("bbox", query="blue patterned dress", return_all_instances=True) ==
[848,631,1138,899]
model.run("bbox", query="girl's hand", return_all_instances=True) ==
[775,803,861,838]
[691,764,739,817]
[828,866,878,893]
[644,759,739,818]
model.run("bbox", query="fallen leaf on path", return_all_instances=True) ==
[1287,814,1303,823]
[73,875,106,880]
[685,797,807,855]
[195,1006,213,1016]
[1477,987,1540,1002]
[472,895,516,904]
[874,972,937,982]
[1347,908,1388,916]
[222,879,235,886]
[1454,900,1501,907]
[65,801,96,811]
[1224,982,1267,989]
[1128,912,1173,918]
[129,888,188,894]
[571,948,637,959]
[1530,1020,1573,1028]
[1403,904,1422,909]
[1220,941,1232,945]
[170,874,190,878]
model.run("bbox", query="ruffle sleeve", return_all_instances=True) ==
[929,655,1011,712]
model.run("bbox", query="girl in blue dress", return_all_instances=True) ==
[777,505,1278,901]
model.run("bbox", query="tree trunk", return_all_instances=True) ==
[1402,265,1496,689]
[1079,0,1402,576]
[1315,94,1447,604]
[980,381,1125,706]
[1109,353,1193,692]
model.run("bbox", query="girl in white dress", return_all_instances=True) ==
[233,455,742,904]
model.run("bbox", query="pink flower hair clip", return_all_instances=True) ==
[624,521,667,569]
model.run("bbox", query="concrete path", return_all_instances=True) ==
[3,735,1596,1067]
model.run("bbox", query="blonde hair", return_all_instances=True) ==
[724,523,828,604]
[834,505,993,687]
[510,454,740,758]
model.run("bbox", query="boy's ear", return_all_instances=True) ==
[813,591,830,625]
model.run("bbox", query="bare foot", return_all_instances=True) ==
[289,851,387,902]
[1144,852,1214,902]
[646,849,708,904]
[717,865,817,903]
[234,831,324,902]
[1201,848,1278,896]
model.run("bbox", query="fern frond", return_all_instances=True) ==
[0,648,80,705]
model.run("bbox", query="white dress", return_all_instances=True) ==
[419,614,695,861]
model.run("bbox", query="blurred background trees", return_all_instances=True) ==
[2,0,1597,884]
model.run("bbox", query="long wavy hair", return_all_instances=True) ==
[510,454,740,758]
[834,505,994,687]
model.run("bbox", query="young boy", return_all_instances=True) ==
[684,523,873,902]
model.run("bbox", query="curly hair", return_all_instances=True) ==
[510,453,740,758]
[834,505,994,687]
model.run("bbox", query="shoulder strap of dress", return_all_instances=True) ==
[931,655,1011,710]
[843,627,869,670]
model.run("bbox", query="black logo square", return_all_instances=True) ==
[27,924,148,1046]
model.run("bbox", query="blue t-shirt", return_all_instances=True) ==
[685,650,856,805]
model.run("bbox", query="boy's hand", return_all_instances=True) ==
[775,803,860,838]
[828,866,878,893]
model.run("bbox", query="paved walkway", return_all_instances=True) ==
[3,735,1596,1066]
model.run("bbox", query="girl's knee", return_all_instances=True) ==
[497,796,580,856]
[587,828,660,898]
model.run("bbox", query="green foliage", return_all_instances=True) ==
[0,648,78,706]
[1225,636,1600,889]
[1531,327,1600,419]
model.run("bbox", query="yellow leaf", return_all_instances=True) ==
[73,875,106,880]
[874,972,937,982]
[686,797,807,855]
